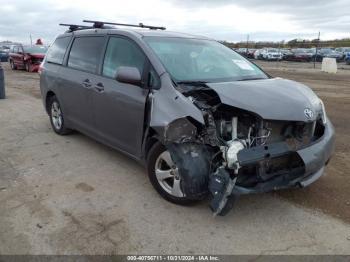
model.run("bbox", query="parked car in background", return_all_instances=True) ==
[280,48,292,60]
[284,49,312,62]
[235,48,249,57]
[313,48,343,62]
[0,47,9,62]
[345,52,350,65]
[253,49,263,60]
[9,45,48,72]
[335,47,350,60]
[260,48,282,60]
[246,49,257,59]
[235,48,256,59]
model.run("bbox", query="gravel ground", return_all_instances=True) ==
[0,62,349,255]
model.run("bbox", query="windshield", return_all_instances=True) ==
[321,49,332,54]
[144,37,268,82]
[294,49,307,54]
[23,45,48,54]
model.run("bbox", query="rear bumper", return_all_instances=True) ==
[233,119,335,194]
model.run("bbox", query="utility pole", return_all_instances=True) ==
[313,31,320,69]
[30,34,33,46]
[246,34,249,56]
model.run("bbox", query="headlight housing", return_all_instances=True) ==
[319,99,327,125]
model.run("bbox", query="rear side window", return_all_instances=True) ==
[68,37,104,74]
[46,37,71,65]
[103,37,145,78]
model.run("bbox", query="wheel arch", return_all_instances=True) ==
[45,91,56,114]
[143,127,161,162]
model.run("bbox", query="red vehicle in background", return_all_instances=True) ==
[9,45,48,72]
[284,49,312,62]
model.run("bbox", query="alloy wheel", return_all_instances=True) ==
[51,101,63,130]
[155,151,184,198]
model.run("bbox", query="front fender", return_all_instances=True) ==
[149,74,204,143]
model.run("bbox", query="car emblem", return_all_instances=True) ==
[304,108,314,119]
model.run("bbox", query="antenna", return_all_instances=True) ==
[83,20,166,30]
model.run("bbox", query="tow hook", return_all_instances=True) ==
[209,167,237,216]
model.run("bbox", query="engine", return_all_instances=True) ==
[173,84,324,215]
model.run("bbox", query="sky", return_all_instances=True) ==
[0,0,349,44]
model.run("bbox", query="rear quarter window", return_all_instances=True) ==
[46,37,71,65]
[68,36,105,74]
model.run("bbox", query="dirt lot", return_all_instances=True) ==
[0,61,349,255]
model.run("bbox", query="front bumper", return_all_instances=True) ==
[233,119,335,194]
[29,64,40,72]
[267,56,282,60]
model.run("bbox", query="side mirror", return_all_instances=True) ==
[115,66,142,86]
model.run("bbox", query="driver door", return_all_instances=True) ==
[91,36,150,158]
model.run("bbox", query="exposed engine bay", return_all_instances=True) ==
[164,83,327,216]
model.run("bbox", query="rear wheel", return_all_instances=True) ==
[147,142,198,205]
[48,96,72,135]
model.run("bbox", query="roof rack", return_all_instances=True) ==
[59,24,92,32]
[83,20,166,30]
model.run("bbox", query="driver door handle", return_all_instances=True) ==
[82,79,92,88]
[94,83,104,92]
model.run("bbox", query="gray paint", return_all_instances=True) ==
[0,64,5,99]
[207,78,322,122]
[116,66,142,85]
[40,26,335,199]
[297,118,335,175]
[149,73,204,138]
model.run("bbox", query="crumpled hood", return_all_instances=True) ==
[207,78,321,122]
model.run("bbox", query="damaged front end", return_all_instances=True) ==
[149,77,335,216]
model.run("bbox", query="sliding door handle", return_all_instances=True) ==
[82,79,92,88]
[94,83,104,92]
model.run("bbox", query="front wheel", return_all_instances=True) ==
[147,142,198,205]
[10,60,17,70]
[25,62,31,72]
[48,96,72,135]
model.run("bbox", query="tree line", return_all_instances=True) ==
[221,38,350,49]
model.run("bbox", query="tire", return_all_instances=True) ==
[10,60,17,70]
[25,62,31,72]
[147,142,198,205]
[48,96,72,135]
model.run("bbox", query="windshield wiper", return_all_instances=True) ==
[176,80,208,86]
[238,77,265,81]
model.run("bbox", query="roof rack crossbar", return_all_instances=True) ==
[82,20,166,30]
[59,23,92,31]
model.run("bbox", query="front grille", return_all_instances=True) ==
[264,120,324,150]
[31,57,43,65]
[237,153,305,186]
